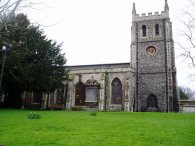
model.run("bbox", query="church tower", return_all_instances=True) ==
[131,0,179,112]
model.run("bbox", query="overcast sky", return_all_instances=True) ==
[23,0,195,91]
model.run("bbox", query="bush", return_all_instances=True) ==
[27,112,41,119]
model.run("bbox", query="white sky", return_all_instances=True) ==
[22,0,195,91]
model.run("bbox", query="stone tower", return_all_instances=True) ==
[131,0,179,112]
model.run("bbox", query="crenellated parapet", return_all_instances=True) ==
[132,11,169,22]
[132,0,169,22]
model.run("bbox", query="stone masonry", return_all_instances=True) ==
[23,0,179,112]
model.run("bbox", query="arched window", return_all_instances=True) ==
[155,24,159,36]
[111,78,122,104]
[142,25,147,37]
[147,94,158,108]
[75,81,85,106]
[56,89,64,106]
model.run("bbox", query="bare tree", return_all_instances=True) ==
[1,0,24,24]
[179,86,195,99]
[0,0,23,15]
[0,0,26,46]
[178,0,195,70]
[0,0,41,32]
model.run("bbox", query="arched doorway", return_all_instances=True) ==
[147,94,158,111]
[75,81,85,106]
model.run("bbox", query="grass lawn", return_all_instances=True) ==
[0,109,195,146]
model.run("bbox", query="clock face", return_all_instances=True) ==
[146,46,156,56]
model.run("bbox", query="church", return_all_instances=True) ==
[23,0,179,112]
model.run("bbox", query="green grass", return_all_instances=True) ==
[0,109,195,146]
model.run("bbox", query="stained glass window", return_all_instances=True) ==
[111,78,122,104]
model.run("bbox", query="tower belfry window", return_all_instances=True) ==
[142,25,147,37]
[155,24,159,36]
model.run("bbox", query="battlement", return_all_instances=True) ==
[132,11,169,22]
